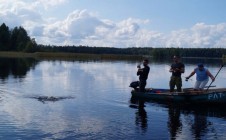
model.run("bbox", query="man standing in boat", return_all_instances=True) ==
[137,59,150,92]
[185,63,215,90]
[169,56,185,92]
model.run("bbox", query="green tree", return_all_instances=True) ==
[10,26,30,51]
[0,23,10,51]
[23,38,38,52]
[10,27,19,51]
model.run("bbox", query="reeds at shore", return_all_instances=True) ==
[0,51,145,61]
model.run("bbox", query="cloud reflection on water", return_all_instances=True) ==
[0,59,226,139]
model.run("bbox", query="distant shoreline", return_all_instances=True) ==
[0,51,223,60]
[0,51,145,60]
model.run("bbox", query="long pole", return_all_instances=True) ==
[206,64,224,92]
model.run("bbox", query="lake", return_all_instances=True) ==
[0,57,226,140]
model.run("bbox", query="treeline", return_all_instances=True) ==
[38,45,152,55]
[0,23,38,52]
[39,46,226,58]
[1,23,226,58]
[150,48,226,58]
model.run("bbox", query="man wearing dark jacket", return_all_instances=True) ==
[137,59,150,92]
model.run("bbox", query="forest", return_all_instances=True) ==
[1,23,226,58]
[0,23,38,52]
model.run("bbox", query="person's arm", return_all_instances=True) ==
[137,67,143,75]
[170,63,185,73]
[206,70,215,81]
[169,65,174,72]
[186,70,195,80]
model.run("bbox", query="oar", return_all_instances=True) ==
[206,64,224,92]
[204,85,216,88]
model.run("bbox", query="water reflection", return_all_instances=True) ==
[129,97,147,133]
[167,105,182,139]
[0,57,38,80]
[0,57,226,139]
[130,97,226,139]
[191,113,209,139]
[181,104,226,139]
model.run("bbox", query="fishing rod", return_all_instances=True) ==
[206,64,224,92]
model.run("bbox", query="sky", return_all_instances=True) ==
[1,0,226,48]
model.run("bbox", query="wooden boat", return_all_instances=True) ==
[131,88,226,104]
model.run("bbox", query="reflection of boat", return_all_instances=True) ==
[130,96,226,139]
[131,88,226,104]
[129,97,148,133]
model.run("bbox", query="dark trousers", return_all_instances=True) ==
[139,80,147,92]
[170,76,182,92]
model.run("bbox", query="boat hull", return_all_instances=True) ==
[131,88,226,104]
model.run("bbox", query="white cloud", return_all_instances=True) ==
[1,0,226,48]
[165,23,226,48]
[65,10,103,38]
[30,11,226,48]
[114,18,140,38]
[0,0,43,29]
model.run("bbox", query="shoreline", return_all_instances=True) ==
[0,51,144,60]
[0,51,223,60]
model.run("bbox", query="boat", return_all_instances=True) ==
[131,88,226,104]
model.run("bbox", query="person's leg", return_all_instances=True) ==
[175,77,182,92]
[199,79,209,89]
[194,81,201,90]
[139,80,146,92]
[170,76,176,92]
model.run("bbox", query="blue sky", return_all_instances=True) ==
[56,0,226,31]
[1,0,226,48]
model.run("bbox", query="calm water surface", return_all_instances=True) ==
[0,57,226,140]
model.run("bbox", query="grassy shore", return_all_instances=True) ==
[0,51,145,61]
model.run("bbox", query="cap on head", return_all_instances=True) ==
[198,63,204,67]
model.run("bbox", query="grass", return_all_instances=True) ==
[0,51,145,61]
